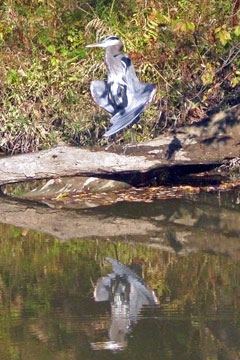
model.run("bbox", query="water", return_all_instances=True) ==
[0,189,240,359]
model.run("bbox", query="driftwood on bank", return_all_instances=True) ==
[0,104,240,186]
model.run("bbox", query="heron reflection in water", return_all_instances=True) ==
[86,36,157,138]
[91,257,159,351]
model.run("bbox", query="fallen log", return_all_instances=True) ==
[0,104,239,186]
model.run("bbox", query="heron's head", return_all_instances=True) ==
[86,36,123,49]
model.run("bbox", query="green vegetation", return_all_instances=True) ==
[0,0,240,152]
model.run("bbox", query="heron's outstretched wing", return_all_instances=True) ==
[104,101,145,137]
[104,84,156,137]
[90,80,115,114]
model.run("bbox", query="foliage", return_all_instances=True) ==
[0,0,240,152]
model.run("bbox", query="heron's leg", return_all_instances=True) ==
[104,134,118,151]
[104,136,114,151]
[122,129,137,155]
[130,127,136,145]
[130,116,141,145]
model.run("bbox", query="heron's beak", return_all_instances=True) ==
[86,42,105,48]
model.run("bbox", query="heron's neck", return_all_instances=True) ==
[105,45,123,76]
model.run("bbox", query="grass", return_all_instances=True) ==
[0,0,240,153]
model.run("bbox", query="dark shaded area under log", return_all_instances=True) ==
[103,163,221,187]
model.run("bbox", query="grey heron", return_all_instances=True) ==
[86,36,157,137]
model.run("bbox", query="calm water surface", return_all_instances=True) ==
[0,189,240,359]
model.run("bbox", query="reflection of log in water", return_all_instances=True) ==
[0,196,240,258]
[92,257,158,350]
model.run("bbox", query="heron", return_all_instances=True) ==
[86,36,157,138]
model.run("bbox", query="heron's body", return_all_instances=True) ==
[86,36,156,137]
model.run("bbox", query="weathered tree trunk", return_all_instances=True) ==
[0,104,239,186]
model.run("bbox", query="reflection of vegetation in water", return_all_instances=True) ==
[165,254,240,311]
[2,180,48,198]
[0,223,240,358]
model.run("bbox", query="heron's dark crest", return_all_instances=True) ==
[86,36,157,137]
